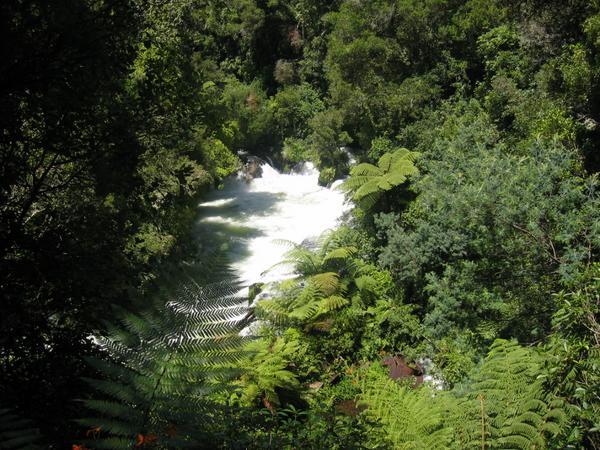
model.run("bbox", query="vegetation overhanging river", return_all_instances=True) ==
[195,162,349,291]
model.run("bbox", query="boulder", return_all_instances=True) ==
[241,156,264,182]
[248,282,265,304]
[382,355,424,386]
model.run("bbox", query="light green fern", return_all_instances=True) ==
[342,148,419,210]
[257,230,388,326]
[265,237,358,277]
[451,340,569,449]
[358,340,570,450]
[238,335,302,410]
[358,365,453,449]
[258,271,349,323]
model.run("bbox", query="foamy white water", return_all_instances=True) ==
[196,162,349,285]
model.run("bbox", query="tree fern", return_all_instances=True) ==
[258,271,348,323]
[265,238,358,277]
[342,148,419,210]
[322,246,358,264]
[78,277,252,449]
[0,407,42,450]
[258,236,384,325]
[264,239,323,276]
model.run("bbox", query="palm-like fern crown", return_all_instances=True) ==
[359,340,570,450]
[257,235,376,325]
[342,148,420,210]
[257,269,350,325]
[79,277,252,449]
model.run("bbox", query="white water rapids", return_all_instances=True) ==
[196,162,349,287]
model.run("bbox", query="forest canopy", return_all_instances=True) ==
[1,0,599,449]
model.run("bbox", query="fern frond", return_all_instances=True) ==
[342,148,419,210]
[381,148,419,171]
[354,275,378,294]
[0,407,42,450]
[358,366,453,449]
[350,163,384,178]
[317,295,349,315]
[270,238,298,248]
[310,272,340,296]
[450,339,570,449]
[239,336,302,409]
[81,275,251,447]
[360,340,571,449]
[322,246,358,264]
[288,301,320,321]
[353,178,381,201]
[255,298,290,325]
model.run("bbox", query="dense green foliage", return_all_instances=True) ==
[360,340,570,449]
[342,148,419,211]
[2,0,600,448]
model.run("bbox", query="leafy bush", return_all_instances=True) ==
[377,108,599,343]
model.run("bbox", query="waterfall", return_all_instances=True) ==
[196,162,349,286]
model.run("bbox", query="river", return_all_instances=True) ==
[195,162,349,288]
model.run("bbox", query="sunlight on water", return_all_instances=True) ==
[197,162,349,285]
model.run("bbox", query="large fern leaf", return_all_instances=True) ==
[359,340,570,449]
[79,276,251,448]
[450,340,570,449]
[239,336,301,409]
[358,366,453,449]
[310,272,341,296]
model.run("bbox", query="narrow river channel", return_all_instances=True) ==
[195,162,349,287]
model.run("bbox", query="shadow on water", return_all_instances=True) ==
[191,189,284,269]
[132,175,304,310]
[141,163,348,300]
[197,190,284,219]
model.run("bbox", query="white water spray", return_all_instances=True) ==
[197,162,349,286]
